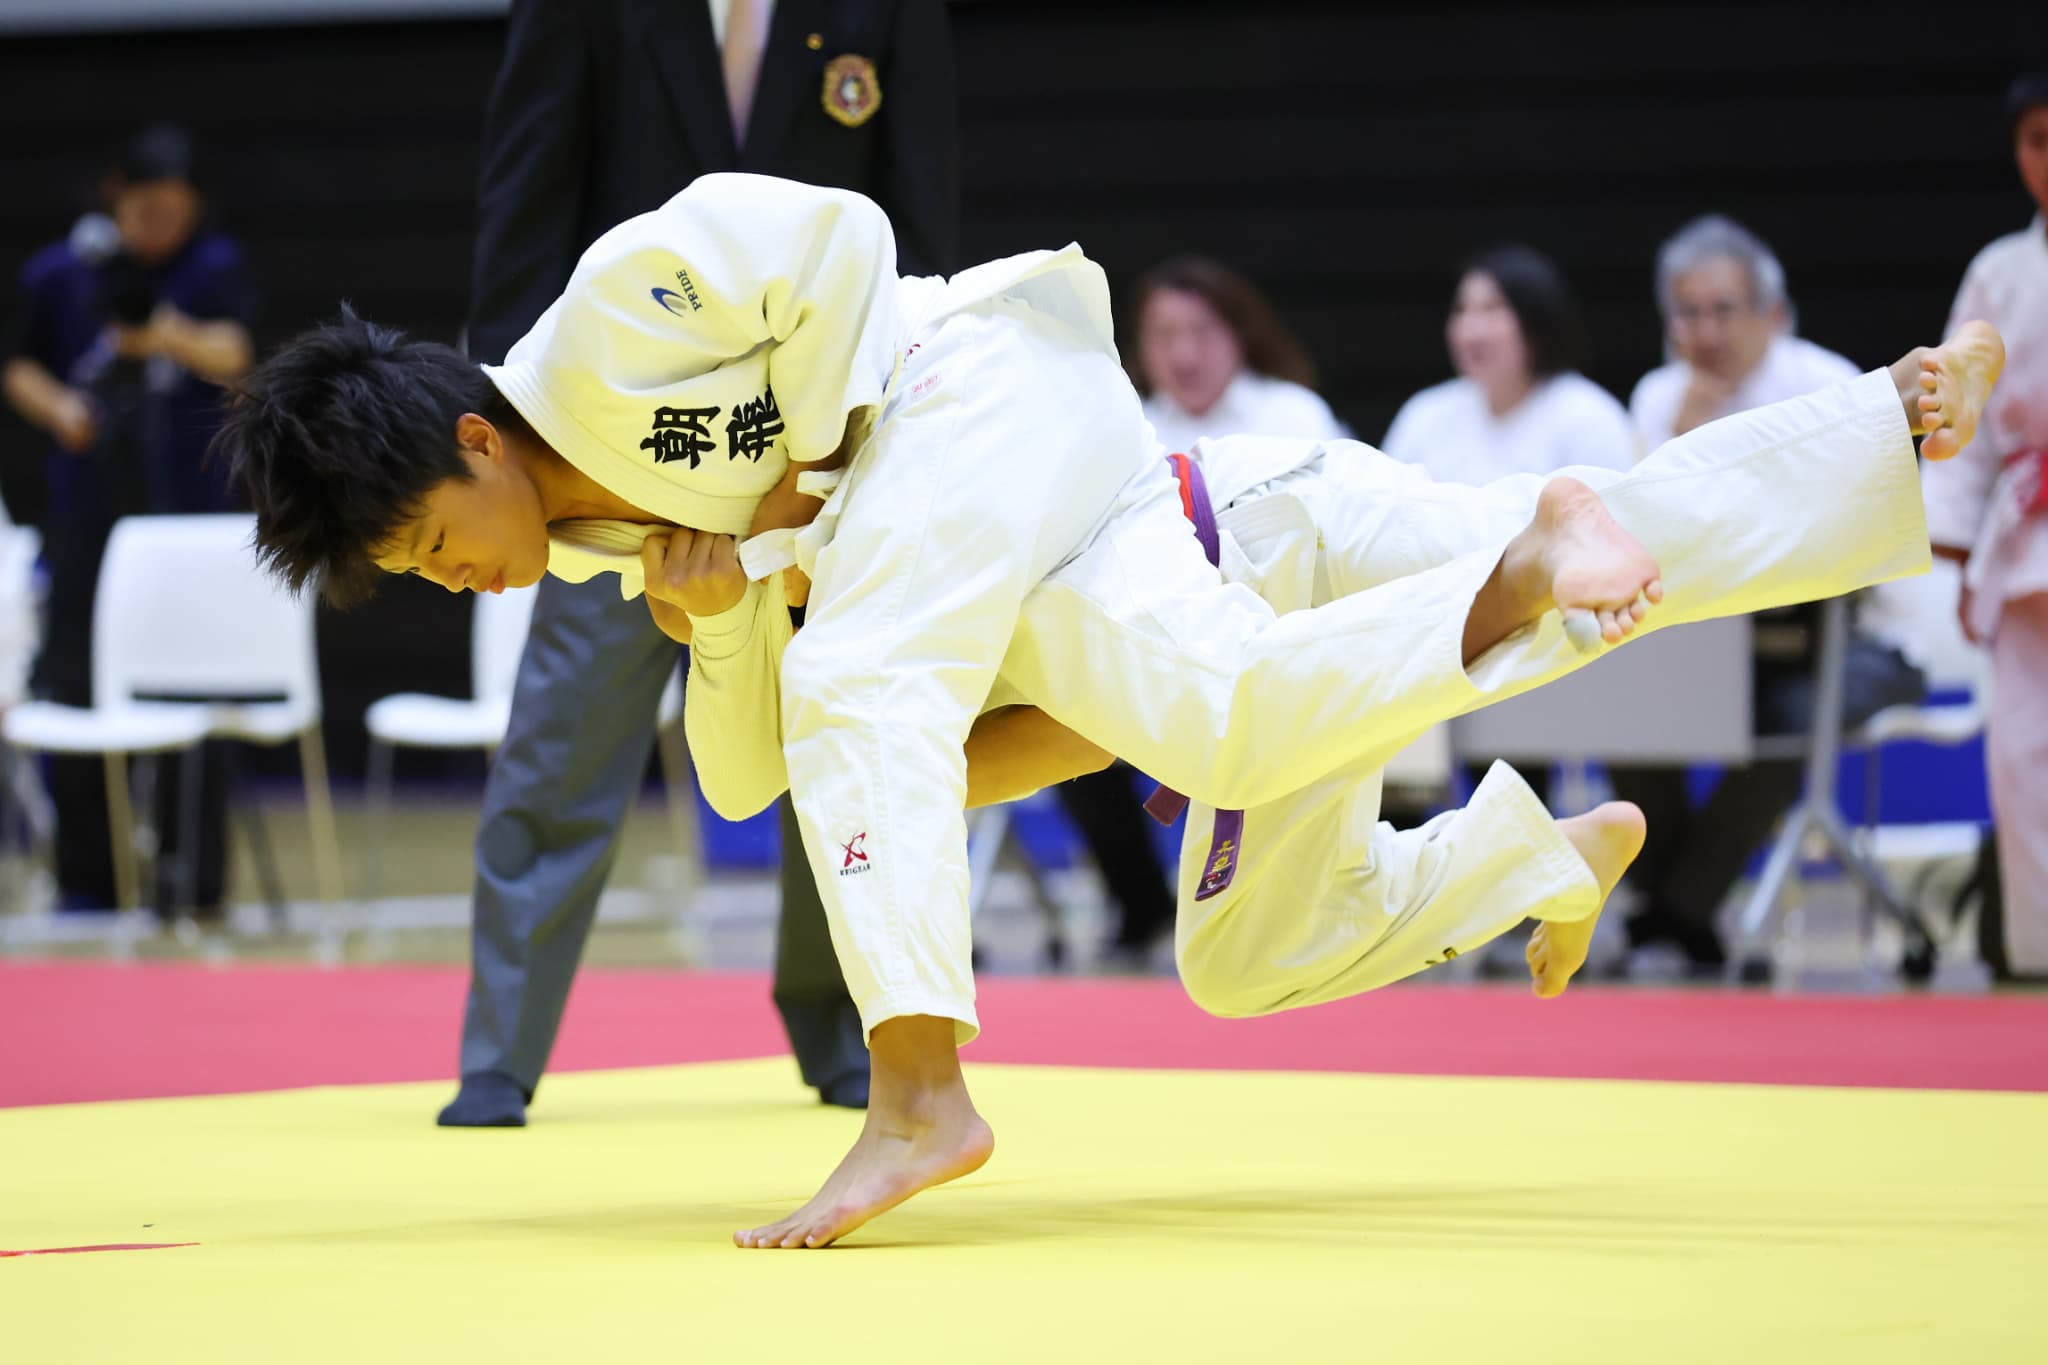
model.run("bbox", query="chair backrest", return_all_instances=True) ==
[472,583,540,703]
[0,523,41,709]
[90,515,318,726]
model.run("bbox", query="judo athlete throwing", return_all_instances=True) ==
[218,174,2002,1249]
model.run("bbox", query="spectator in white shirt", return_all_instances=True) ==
[1383,245,1634,824]
[1612,214,1924,975]
[1383,245,1637,484]
[1132,255,1343,454]
[1629,214,1860,445]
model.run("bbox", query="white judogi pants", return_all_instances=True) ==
[782,297,1151,1043]
[1990,592,2048,973]
[1171,370,1929,1016]
[789,292,1924,1041]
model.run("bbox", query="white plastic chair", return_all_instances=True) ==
[360,583,537,899]
[1730,587,1986,982]
[4,515,343,917]
[358,588,701,903]
[0,524,55,865]
[1848,655,1990,957]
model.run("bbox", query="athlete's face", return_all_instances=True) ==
[1140,287,1245,418]
[373,415,551,595]
[2016,106,2048,217]
[1667,255,1779,384]
[1447,270,1532,397]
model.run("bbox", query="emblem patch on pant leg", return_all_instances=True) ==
[1193,810,1246,901]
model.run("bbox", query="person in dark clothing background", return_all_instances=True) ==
[1,124,256,916]
[439,0,959,1128]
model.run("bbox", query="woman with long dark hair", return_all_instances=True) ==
[1131,255,1342,453]
[1383,245,1635,482]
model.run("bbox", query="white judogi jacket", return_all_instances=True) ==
[499,173,1117,598]
[667,432,1334,821]
[485,174,901,542]
[1921,216,2048,638]
[488,172,1128,818]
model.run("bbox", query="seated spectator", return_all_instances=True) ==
[1610,214,1926,973]
[1383,245,1634,817]
[1383,245,1636,483]
[1629,214,1857,445]
[1131,255,1343,453]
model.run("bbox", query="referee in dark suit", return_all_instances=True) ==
[441,0,958,1127]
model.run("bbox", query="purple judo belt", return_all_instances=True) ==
[1144,453,1242,901]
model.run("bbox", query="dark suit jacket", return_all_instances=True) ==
[469,0,959,366]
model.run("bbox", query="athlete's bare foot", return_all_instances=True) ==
[1476,478,1664,660]
[734,1015,993,1249]
[1527,801,1646,998]
[1907,320,2005,462]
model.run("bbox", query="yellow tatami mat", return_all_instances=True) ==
[4,1060,2045,1363]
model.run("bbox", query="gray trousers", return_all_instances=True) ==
[456,573,866,1100]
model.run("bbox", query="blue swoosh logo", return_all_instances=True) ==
[650,287,689,316]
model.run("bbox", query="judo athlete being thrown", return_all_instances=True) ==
[217,174,2002,1250]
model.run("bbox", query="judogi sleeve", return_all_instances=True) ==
[683,577,795,820]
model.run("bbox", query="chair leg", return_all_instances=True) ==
[298,727,346,908]
[102,752,141,913]
[237,803,289,927]
[966,806,1008,921]
[653,721,702,884]
[173,743,204,928]
[5,744,54,850]
[1728,802,1812,977]
[1859,746,1884,938]
[360,737,396,906]
[1004,820,1068,967]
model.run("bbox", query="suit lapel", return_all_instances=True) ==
[738,0,828,171]
[632,0,737,170]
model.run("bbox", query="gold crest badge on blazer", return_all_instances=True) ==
[822,54,881,128]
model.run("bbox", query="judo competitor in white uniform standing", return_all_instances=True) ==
[1922,74,2048,978]
[220,173,2004,1249]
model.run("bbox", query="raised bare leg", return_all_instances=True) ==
[1900,320,2004,462]
[734,1014,993,1249]
[1526,801,1647,998]
[1462,477,1665,665]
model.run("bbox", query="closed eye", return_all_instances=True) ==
[402,532,444,577]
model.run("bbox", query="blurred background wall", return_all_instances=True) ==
[0,0,2034,774]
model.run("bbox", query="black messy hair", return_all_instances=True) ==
[216,305,524,607]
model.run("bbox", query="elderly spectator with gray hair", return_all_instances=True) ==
[1607,214,1929,975]
[1630,214,1858,445]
